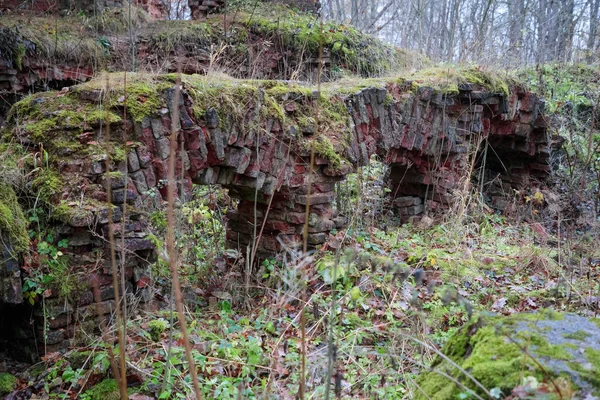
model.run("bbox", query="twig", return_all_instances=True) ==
[166,63,204,399]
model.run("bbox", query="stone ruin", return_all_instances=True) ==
[0,0,558,366]
[0,70,554,360]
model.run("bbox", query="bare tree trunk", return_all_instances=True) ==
[508,0,525,65]
[588,0,600,60]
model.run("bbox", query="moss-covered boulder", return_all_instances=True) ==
[415,310,600,399]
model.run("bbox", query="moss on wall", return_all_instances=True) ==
[408,66,520,96]
[0,182,29,252]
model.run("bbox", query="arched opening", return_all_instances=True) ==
[0,302,39,363]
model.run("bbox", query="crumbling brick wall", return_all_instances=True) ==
[0,74,551,358]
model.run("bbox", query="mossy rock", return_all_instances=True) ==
[0,373,18,396]
[415,310,600,399]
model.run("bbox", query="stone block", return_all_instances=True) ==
[127,150,140,172]
[307,232,327,245]
[398,204,424,216]
[225,147,252,174]
[112,188,138,205]
[136,146,152,168]
[211,128,225,160]
[308,218,334,233]
[156,137,171,159]
[69,231,92,247]
[131,170,149,194]
[205,107,219,128]
[150,118,163,138]
[124,238,154,251]
[286,212,305,225]
[143,167,157,188]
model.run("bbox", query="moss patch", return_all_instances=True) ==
[243,6,422,77]
[310,135,342,167]
[0,373,17,396]
[563,330,591,341]
[0,182,29,252]
[408,66,519,96]
[83,379,120,400]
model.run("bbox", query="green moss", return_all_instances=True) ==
[148,318,170,341]
[0,373,17,396]
[311,135,342,168]
[590,318,600,329]
[505,309,564,322]
[112,145,127,162]
[86,109,122,124]
[1,15,105,63]
[23,118,61,141]
[14,42,26,70]
[265,84,313,98]
[584,348,600,370]
[515,331,572,361]
[0,182,29,252]
[244,7,416,77]
[384,93,394,106]
[123,83,165,122]
[84,379,120,400]
[563,330,591,341]
[409,66,518,96]
[31,169,62,205]
[567,350,600,389]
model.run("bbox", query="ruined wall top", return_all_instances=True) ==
[2,68,550,221]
